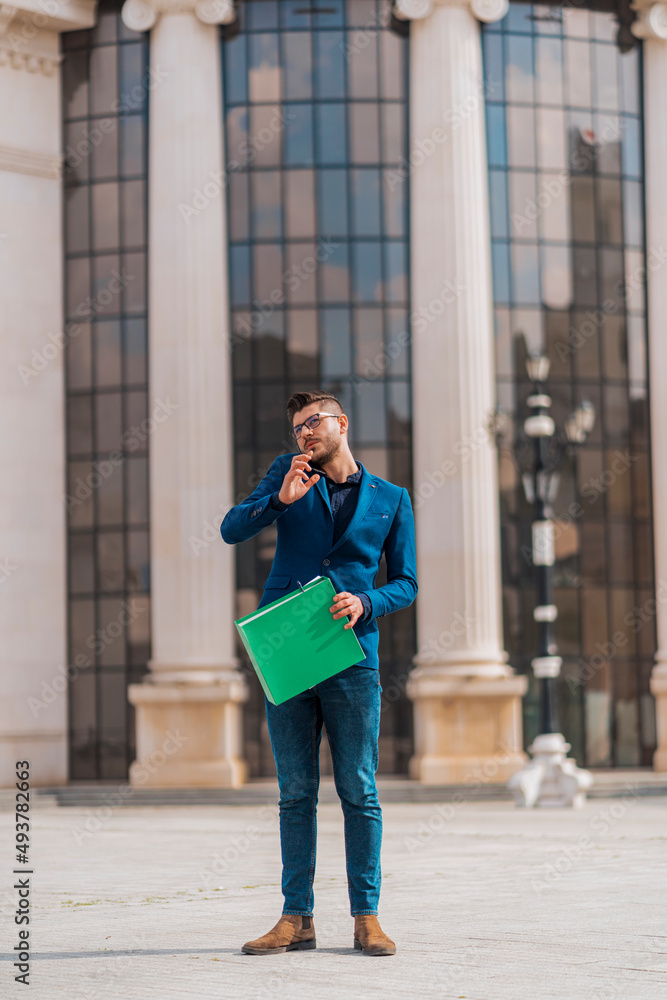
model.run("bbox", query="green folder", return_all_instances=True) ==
[234,575,366,705]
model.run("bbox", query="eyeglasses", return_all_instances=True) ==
[292,412,341,440]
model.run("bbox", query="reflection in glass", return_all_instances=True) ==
[384,243,407,303]
[314,31,345,98]
[123,252,146,313]
[317,168,348,235]
[91,123,118,180]
[251,171,281,238]
[357,380,386,443]
[126,456,148,524]
[535,37,563,106]
[486,104,507,169]
[351,169,381,236]
[382,171,405,239]
[254,244,283,302]
[315,103,346,164]
[222,4,413,775]
[249,33,281,102]
[124,319,146,385]
[349,31,377,98]
[122,179,145,247]
[96,392,123,452]
[248,105,283,167]
[320,307,351,377]
[565,38,591,108]
[286,242,318,304]
[229,172,249,241]
[63,48,88,116]
[285,169,315,238]
[120,115,144,177]
[349,104,380,163]
[66,186,90,254]
[287,309,318,378]
[231,245,251,306]
[354,308,383,375]
[69,533,95,593]
[95,321,122,387]
[225,33,247,103]
[537,108,566,170]
[284,102,314,165]
[509,171,537,239]
[68,325,93,391]
[511,243,540,303]
[92,183,120,251]
[483,7,653,766]
[320,242,350,301]
[97,533,125,592]
[540,245,571,311]
[507,106,535,168]
[68,395,93,454]
[593,42,618,112]
[352,242,382,302]
[506,34,534,104]
[63,8,150,779]
[90,44,118,115]
[380,29,403,99]
[283,31,312,99]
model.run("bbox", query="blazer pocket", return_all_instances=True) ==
[264,575,291,589]
[363,510,393,525]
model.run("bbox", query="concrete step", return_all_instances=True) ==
[1,769,665,809]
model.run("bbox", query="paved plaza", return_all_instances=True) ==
[2,785,667,1000]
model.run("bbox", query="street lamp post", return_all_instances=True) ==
[508,354,595,807]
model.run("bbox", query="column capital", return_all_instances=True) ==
[0,0,96,33]
[631,0,667,39]
[0,0,96,75]
[394,0,508,25]
[121,0,236,32]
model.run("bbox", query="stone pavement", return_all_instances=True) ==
[2,786,667,1000]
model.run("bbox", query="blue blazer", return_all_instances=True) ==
[220,453,418,671]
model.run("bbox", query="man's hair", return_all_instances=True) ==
[286,390,343,425]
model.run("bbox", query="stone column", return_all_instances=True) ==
[121,0,249,787]
[632,1,667,771]
[395,0,528,783]
[0,0,97,787]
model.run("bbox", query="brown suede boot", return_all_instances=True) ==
[353,914,396,956]
[241,914,316,955]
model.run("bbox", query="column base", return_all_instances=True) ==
[128,673,249,788]
[406,669,528,785]
[0,734,67,787]
[650,664,667,772]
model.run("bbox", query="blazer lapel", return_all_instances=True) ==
[328,461,377,554]
[313,470,333,519]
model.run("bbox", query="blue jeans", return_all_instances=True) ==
[264,664,383,917]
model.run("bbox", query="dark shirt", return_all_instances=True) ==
[268,459,372,622]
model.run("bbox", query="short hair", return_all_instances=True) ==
[286,390,343,425]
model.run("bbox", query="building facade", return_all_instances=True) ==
[3,0,667,787]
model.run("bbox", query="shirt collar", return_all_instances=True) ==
[312,460,362,485]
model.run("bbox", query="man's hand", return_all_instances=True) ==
[277,451,320,505]
[330,592,363,629]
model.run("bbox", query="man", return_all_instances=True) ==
[220,390,418,957]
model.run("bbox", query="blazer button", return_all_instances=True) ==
[323,558,330,566]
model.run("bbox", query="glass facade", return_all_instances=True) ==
[57,0,656,780]
[221,0,415,775]
[483,4,656,766]
[62,0,151,779]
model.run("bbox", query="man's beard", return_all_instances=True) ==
[304,436,340,469]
